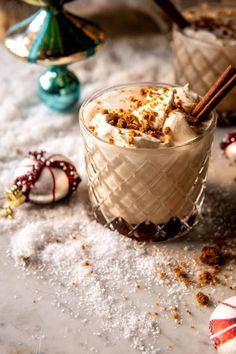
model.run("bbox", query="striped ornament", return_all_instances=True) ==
[209,296,236,354]
[13,150,81,203]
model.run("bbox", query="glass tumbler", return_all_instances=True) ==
[172,5,236,120]
[79,83,217,242]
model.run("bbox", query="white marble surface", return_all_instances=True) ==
[1,128,236,354]
[0,4,236,354]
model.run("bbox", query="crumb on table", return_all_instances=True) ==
[196,291,210,306]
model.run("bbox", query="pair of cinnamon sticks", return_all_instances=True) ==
[191,65,236,123]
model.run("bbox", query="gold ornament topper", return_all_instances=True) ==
[0,186,26,219]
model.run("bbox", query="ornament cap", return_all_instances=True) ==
[0,186,26,218]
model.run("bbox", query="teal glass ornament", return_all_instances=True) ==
[5,0,105,111]
[38,66,80,111]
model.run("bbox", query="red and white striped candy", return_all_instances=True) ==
[209,296,236,354]
[13,151,81,203]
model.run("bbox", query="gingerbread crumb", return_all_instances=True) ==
[196,291,209,306]
[163,126,171,135]
[199,246,222,266]
[89,125,95,133]
[83,260,90,267]
[16,148,22,155]
[212,265,221,274]
[173,265,193,285]
[80,243,86,250]
[109,136,114,144]
[172,306,180,321]
[159,272,166,279]
[197,270,216,288]
[140,88,148,96]
[52,237,62,243]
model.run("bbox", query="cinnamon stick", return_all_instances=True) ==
[195,73,236,122]
[192,65,236,118]
[153,0,190,29]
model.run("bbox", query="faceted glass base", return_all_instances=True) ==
[38,66,80,111]
[93,208,200,242]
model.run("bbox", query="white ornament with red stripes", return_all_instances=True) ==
[209,296,236,354]
[13,151,81,204]
[225,142,236,162]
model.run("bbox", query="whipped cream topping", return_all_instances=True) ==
[86,85,201,148]
[184,6,236,46]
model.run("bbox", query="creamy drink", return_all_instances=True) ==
[172,4,236,119]
[79,83,216,241]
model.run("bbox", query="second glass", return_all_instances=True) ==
[172,4,236,118]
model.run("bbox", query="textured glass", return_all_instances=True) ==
[172,28,236,114]
[80,84,216,242]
